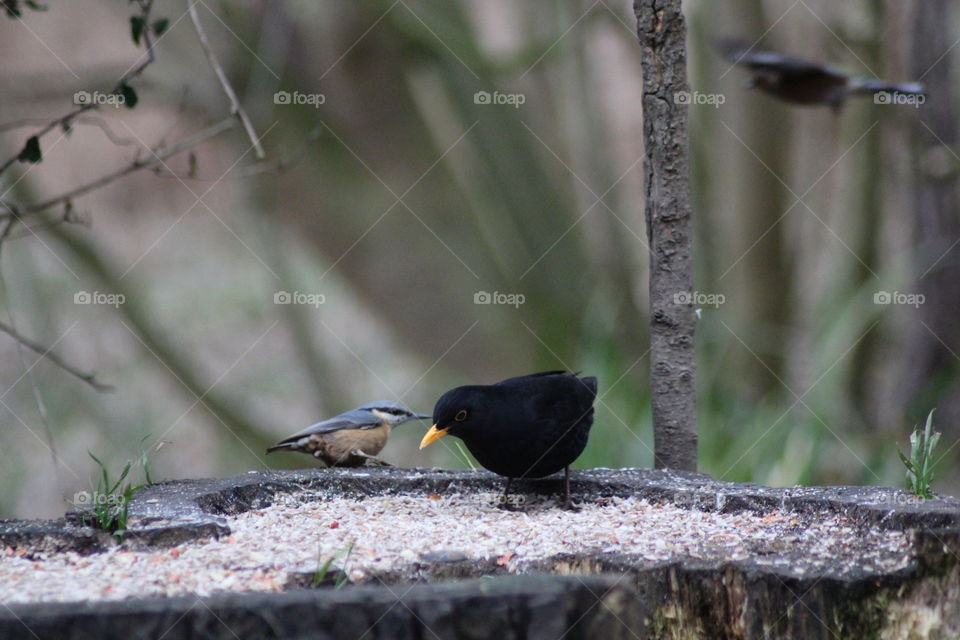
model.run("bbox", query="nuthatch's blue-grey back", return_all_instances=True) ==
[267,402,430,467]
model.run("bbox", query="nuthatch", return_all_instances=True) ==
[718,38,925,110]
[267,402,430,467]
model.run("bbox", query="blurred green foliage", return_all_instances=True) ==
[0,0,957,518]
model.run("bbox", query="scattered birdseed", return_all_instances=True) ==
[0,493,914,604]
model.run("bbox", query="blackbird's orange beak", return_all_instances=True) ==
[419,424,449,449]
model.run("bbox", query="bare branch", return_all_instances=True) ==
[0,115,140,147]
[0,320,114,392]
[0,201,21,256]
[6,202,86,240]
[0,106,95,176]
[150,125,321,181]
[0,0,159,176]
[2,117,236,217]
[188,2,266,160]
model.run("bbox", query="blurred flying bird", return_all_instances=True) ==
[267,402,430,467]
[419,371,597,509]
[718,38,925,110]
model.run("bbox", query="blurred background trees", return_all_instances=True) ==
[1,0,957,518]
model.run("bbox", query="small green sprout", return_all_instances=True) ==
[898,410,941,499]
[312,541,355,589]
[80,435,161,539]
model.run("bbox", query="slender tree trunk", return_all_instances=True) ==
[900,0,960,429]
[634,0,697,470]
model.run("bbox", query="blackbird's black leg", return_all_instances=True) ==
[561,467,578,511]
[501,477,513,507]
[498,477,520,510]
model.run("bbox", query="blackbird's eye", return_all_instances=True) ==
[454,409,468,422]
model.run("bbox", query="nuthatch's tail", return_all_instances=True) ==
[265,442,294,454]
[851,79,925,96]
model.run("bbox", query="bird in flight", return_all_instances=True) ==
[718,38,924,110]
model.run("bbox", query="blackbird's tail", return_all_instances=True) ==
[578,376,598,400]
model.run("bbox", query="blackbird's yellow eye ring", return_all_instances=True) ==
[454,409,468,422]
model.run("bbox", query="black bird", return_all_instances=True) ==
[718,38,924,110]
[419,371,598,509]
[267,402,430,467]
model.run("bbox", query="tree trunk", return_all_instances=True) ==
[634,0,697,470]
[900,0,960,431]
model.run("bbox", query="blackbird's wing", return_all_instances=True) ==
[273,410,381,446]
[488,371,597,431]
[717,39,847,80]
[523,374,597,422]
[523,376,597,475]
[495,370,569,386]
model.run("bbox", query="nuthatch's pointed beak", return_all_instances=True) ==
[419,424,449,449]
[414,413,431,420]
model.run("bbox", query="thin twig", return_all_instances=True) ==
[5,201,86,240]
[2,117,236,217]
[188,2,265,160]
[151,124,321,181]
[0,208,18,245]
[7,215,83,240]
[0,115,141,147]
[0,320,114,392]
[0,0,158,176]
[0,254,67,489]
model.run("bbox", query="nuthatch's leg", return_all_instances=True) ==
[349,449,392,466]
